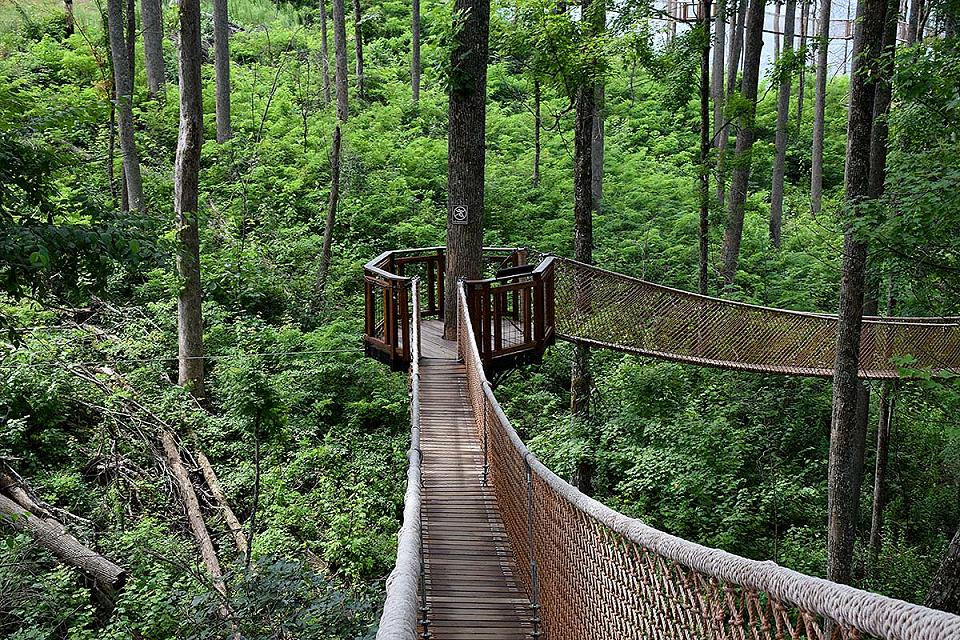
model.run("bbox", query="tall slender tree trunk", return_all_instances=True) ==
[106,0,144,211]
[868,380,894,570]
[927,525,960,615]
[811,0,832,214]
[64,0,74,36]
[719,0,765,286]
[213,0,232,142]
[591,0,604,216]
[712,0,727,123]
[533,77,541,187]
[175,0,205,397]
[125,0,135,84]
[141,0,165,99]
[716,0,747,204]
[316,0,350,301]
[441,0,490,339]
[907,0,924,43]
[320,0,331,104]
[770,0,797,248]
[827,0,888,586]
[774,0,782,59]
[352,0,365,100]
[412,0,421,102]
[698,0,712,295]
[796,0,811,130]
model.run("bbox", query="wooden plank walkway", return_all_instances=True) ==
[418,320,532,639]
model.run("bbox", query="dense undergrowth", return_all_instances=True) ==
[0,0,959,636]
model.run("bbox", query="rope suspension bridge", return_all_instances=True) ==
[364,247,960,640]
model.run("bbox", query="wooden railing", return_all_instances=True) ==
[363,247,555,372]
[463,257,556,372]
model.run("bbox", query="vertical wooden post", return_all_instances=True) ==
[399,283,410,366]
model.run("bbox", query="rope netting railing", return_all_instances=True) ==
[457,283,960,640]
[376,280,424,640]
[553,258,960,378]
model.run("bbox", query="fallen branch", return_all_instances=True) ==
[0,493,127,593]
[196,451,247,556]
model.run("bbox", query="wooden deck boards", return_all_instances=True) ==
[418,347,532,638]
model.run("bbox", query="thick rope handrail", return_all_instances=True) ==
[456,282,960,640]
[375,279,421,640]
[553,257,960,378]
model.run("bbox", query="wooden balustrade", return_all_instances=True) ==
[363,247,555,373]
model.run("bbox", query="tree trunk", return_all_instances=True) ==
[320,0,331,104]
[698,0,712,295]
[315,0,350,301]
[0,493,127,593]
[927,525,960,615]
[719,0,765,287]
[716,0,747,204]
[141,0,165,99]
[196,451,248,556]
[774,0,782,60]
[590,0,604,216]
[160,432,228,601]
[770,0,797,248]
[213,0,232,142]
[796,0,811,130]
[726,0,747,96]
[412,0,420,102]
[868,381,894,570]
[64,0,74,36]
[907,0,924,43]
[712,0,726,128]
[125,0,135,86]
[533,77,541,187]
[333,0,349,122]
[352,0,364,100]
[811,0,832,214]
[442,0,490,339]
[175,0,205,397]
[106,0,144,211]
[827,0,888,586]
[317,124,342,298]
[668,0,677,41]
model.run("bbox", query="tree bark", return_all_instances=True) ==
[315,0,350,301]
[333,0,349,122]
[827,0,888,586]
[0,493,127,593]
[533,77,541,187]
[106,0,145,212]
[716,0,746,204]
[698,0,712,295]
[196,451,248,556]
[64,0,74,36]
[868,381,894,570]
[811,0,832,214]
[442,0,490,339]
[160,432,228,600]
[712,0,726,126]
[320,0,331,104]
[774,0,782,60]
[141,0,165,99]
[770,0,797,248]
[590,0,604,216]
[907,0,924,43]
[213,0,232,142]
[926,525,960,615]
[317,124,342,298]
[175,0,205,397]
[796,0,811,130]
[719,0,765,286]
[352,0,365,100]
[125,0,135,87]
[412,0,420,102]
